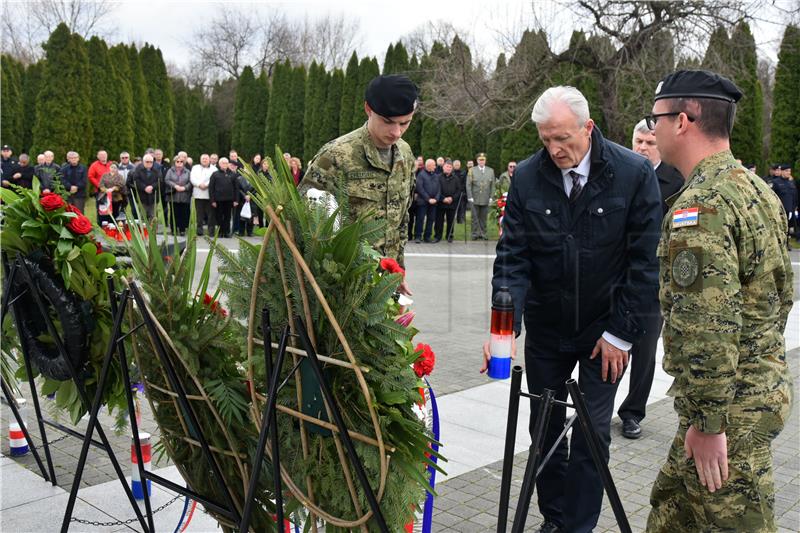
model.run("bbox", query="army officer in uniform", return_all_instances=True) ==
[299,75,418,294]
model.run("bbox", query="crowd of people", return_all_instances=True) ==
[0,144,305,238]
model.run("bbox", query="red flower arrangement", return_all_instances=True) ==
[379,257,405,277]
[39,192,65,211]
[202,293,228,317]
[413,343,435,378]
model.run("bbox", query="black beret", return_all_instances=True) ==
[654,70,742,103]
[365,75,419,117]
[780,163,792,170]
[1,144,11,151]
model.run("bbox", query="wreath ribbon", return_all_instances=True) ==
[422,378,440,533]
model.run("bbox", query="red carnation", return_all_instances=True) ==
[202,293,228,317]
[39,193,66,211]
[66,214,93,235]
[413,343,435,378]
[379,257,405,277]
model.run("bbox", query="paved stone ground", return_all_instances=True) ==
[432,348,800,532]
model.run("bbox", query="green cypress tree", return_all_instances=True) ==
[108,44,135,156]
[21,62,43,152]
[86,37,118,155]
[728,22,763,170]
[339,52,359,135]
[393,42,410,73]
[232,66,255,151]
[183,87,203,157]
[310,68,329,159]
[770,25,800,167]
[265,60,290,153]
[236,66,269,159]
[420,117,440,157]
[172,80,188,153]
[303,62,324,161]
[126,44,157,154]
[255,71,270,157]
[140,44,175,155]
[353,57,379,130]
[1,55,23,151]
[383,44,395,74]
[438,121,471,162]
[278,65,306,158]
[403,54,422,154]
[32,24,93,160]
[486,132,502,174]
[501,122,538,167]
[321,68,344,145]
[198,101,218,155]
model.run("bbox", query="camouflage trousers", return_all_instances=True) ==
[646,390,791,532]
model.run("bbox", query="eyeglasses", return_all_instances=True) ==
[175,160,184,164]
[644,112,695,130]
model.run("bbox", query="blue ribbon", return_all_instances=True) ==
[422,378,440,533]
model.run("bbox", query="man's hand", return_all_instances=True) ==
[590,337,628,383]
[244,195,250,201]
[398,280,413,296]
[444,197,453,204]
[199,183,208,190]
[481,337,516,373]
[70,185,78,194]
[685,425,728,493]
[428,198,437,205]
[144,185,153,194]
[211,201,217,208]
[1,180,9,187]
[233,201,239,207]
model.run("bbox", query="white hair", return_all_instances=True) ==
[632,118,653,145]
[531,86,590,126]
[67,151,79,158]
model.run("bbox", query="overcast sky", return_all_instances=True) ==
[99,1,790,69]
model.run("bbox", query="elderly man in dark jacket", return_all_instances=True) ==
[60,151,88,211]
[483,86,661,533]
[131,154,162,220]
[209,157,239,238]
[414,159,441,243]
[434,159,460,242]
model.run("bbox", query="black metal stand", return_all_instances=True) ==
[496,365,632,533]
[239,311,390,533]
[0,254,151,533]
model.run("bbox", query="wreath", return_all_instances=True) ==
[0,180,129,427]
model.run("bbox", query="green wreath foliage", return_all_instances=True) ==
[0,179,127,427]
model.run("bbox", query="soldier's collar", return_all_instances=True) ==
[684,150,737,189]
[361,123,400,172]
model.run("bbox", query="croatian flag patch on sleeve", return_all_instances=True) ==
[672,207,699,228]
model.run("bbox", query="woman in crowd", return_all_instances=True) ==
[164,155,193,235]
[251,153,262,171]
[289,157,304,186]
[98,163,128,222]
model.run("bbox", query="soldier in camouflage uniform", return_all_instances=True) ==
[646,70,794,533]
[467,153,495,240]
[299,75,418,289]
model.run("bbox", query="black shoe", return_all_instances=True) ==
[536,520,563,533]
[447,236,453,243]
[415,238,422,244]
[622,418,642,439]
[432,238,441,243]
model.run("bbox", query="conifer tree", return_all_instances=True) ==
[321,68,344,147]
[278,65,306,157]
[265,60,289,153]
[393,42,410,73]
[140,44,175,155]
[231,71,247,151]
[183,87,203,157]
[108,45,136,156]
[172,80,188,153]
[339,52,359,135]
[383,44,395,74]
[438,121,471,162]
[32,24,93,160]
[403,54,422,154]
[352,56,379,130]
[86,36,118,155]
[420,117,440,158]
[21,62,43,152]
[702,27,732,72]
[728,22,763,169]
[486,132,502,173]
[501,122,538,167]
[199,101,218,155]
[770,24,800,167]
[254,70,270,157]
[303,62,325,161]
[126,44,157,155]
[1,55,23,151]
[233,66,269,159]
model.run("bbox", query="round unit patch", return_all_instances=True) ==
[672,249,699,288]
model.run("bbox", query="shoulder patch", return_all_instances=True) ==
[316,155,333,171]
[672,207,699,228]
[671,248,701,289]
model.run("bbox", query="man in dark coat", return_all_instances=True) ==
[414,158,441,243]
[771,164,797,248]
[60,151,88,211]
[131,154,162,220]
[1,144,18,181]
[615,119,685,440]
[482,86,661,533]
[434,159,460,242]
[208,157,239,238]
[453,159,468,224]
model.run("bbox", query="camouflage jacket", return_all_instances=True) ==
[299,123,416,265]
[658,150,794,434]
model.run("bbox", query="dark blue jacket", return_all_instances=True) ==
[415,170,441,206]
[492,127,661,351]
[59,163,88,193]
[771,177,797,220]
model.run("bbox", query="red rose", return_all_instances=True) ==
[39,193,65,211]
[94,241,103,254]
[65,204,83,215]
[413,343,435,377]
[379,257,405,277]
[66,214,93,235]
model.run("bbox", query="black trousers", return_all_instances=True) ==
[211,201,233,237]
[194,199,211,235]
[617,304,662,422]
[434,207,456,240]
[407,204,417,240]
[525,336,622,533]
[414,203,436,240]
[169,202,190,234]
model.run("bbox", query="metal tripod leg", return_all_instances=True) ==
[496,365,523,533]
